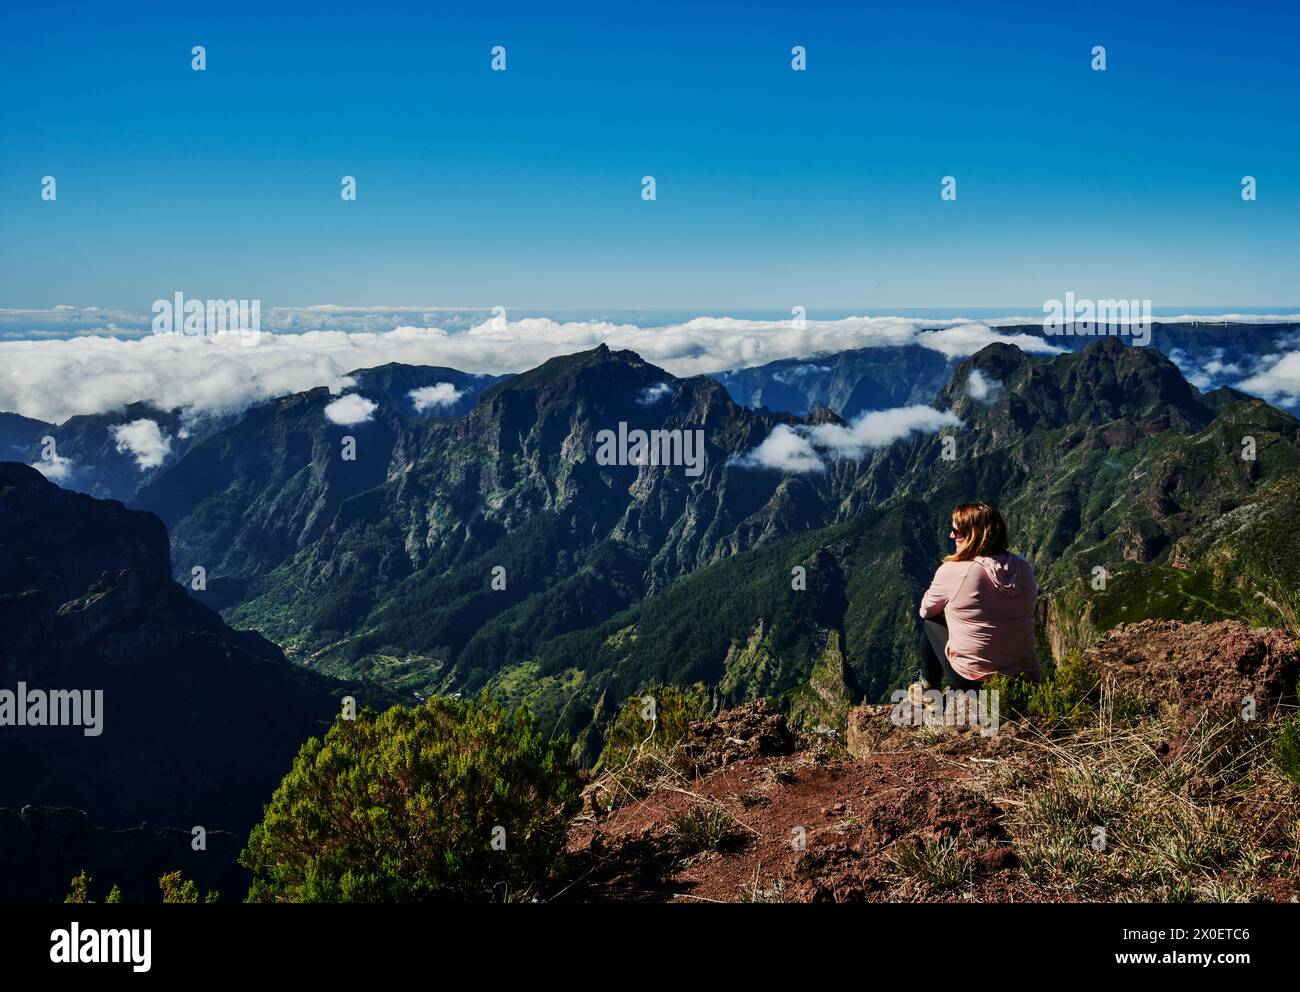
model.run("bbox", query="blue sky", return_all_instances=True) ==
[2,0,1297,310]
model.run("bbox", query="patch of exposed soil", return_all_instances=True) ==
[563,705,1033,903]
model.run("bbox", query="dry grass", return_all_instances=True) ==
[759,760,797,786]
[668,800,742,853]
[738,869,787,903]
[973,710,1300,902]
[886,837,972,894]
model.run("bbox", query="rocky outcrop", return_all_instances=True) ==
[845,703,904,759]
[578,699,795,817]
[1081,619,1299,732]
[565,737,1021,903]
[682,698,795,771]
[788,629,859,734]
[786,769,1016,902]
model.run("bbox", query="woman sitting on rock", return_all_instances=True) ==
[913,501,1040,694]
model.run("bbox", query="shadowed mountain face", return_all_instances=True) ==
[709,345,954,419]
[119,336,1300,764]
[0,364,502,528]
[0,412,49,462]
[0,403,220,505]
[0,807,248,903]
[0,463,350,832]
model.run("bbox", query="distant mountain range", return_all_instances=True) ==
[714,321,1300,418]
[7,322,1299,510]
[0,364,504,507]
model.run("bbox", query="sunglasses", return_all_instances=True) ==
[949,526,964,539]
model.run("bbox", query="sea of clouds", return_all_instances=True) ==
[0,311,1064,424]
[5,307,1300,425]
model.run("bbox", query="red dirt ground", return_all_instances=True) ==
[562,727,1038,903]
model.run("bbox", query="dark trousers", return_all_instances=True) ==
[919,613,984,690]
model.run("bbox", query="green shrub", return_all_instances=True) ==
[1274,713,1300,786]
[596,683,711,785]
[159,870,218,904]
[986,652,1107,726]
[64,871,92,904]
[64,871,198,903]
[241,693,580,902]
[64,872,126,904]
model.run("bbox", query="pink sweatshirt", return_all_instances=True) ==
[919,553,1039,681]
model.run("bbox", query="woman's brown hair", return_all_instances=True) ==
[944,501,1010,562]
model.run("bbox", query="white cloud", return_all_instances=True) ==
[324,394,377,425]
[731,424,825,473]
[772,364,831,385]
[1237,352,1300,407]
[1202,354,1242,377]
[409,382,466,413]
[0,314,1066,423]
[1166,348,1212,389]
[948,311,1300,327]
[966,369,1002,402]
[16,307,1300,428]
[1167,347,1247,391]
[916,325,1055,360]
[636,382,673,405]
[0,333,355,423]
[30,453,75,483]
[734,405,963,472]
[806,405,963,459]
[109,418,173,470]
